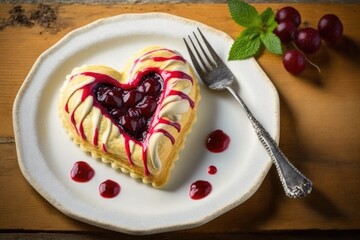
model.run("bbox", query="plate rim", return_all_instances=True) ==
[13,12,280,235]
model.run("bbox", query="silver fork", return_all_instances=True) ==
[183,28,312,198]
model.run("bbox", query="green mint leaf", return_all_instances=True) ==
[260,8,274,26]
[228,33,261,60]
[227,1,283,60]
[227,0,261,28]
[260,7,277,33]
[240,27,262,39]
[260,32,283,55]
[266,19,278,33]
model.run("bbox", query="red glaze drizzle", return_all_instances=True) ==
[205,129,231,153]
[154,129,175,144]
[70,161,95,182]
[152,56,186,62]
[168,90,195,108]
[64,49,195,177]
[93,127,99,146]
[99,179,121,198]
[102,143,108,153]
[158,118,181,132]
[189,180,212,200]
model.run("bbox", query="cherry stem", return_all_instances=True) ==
[291,42,321,73]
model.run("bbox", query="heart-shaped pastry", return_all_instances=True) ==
[59,46,200,187]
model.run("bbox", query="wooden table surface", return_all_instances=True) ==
[1,2,359,239]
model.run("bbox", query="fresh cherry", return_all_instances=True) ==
[283,49,306,75]
[318,14,343,45]
[295,27,322,54]
[274,7,344,75]
[275,6,302,27]
[274,20,297,43]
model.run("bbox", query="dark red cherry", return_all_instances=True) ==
[119,115,146,137]
[318,14,343,45]
[274,20,297,43]
[95,85,123,108]
[95,85,111,100]
[137,97,157,117]
[295,27,322,54]
[93,72,163,141]
[123,89,143,107]
[118,115,134,132]
[283,49,306,75]
[110,108,127,119]
[140,72,163,94]
[128,108,141,118]
[275,6,301,27]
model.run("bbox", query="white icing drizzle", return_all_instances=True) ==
[70,95,83,131]
[127,139,136,165]
[91,108,102,145]
[79,96,93,128]
[101,118,112,152]
[148,132,163,170]
[64,77,95,102]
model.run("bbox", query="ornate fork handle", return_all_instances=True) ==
[227,86,312,198]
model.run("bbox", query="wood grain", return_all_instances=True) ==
[0,2,359,235]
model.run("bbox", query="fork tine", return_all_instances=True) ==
[183,37,205,74]
[187,35,212,72]
[196,27,223,64]
[192,32,217,68]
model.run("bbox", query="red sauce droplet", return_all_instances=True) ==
[189,180,212,200]
[205,129,230,153]
[70,161,95,182]
[208,165,217,175]
[99,179,121,198]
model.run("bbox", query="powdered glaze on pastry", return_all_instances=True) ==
[59,46,200,187]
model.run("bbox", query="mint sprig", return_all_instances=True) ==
[227,0,282,60]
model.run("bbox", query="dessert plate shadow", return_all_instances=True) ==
[13,13,279,234]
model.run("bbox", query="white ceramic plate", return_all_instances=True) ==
[13,13,279,234]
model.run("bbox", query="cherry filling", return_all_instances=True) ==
[93,72,163,141]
